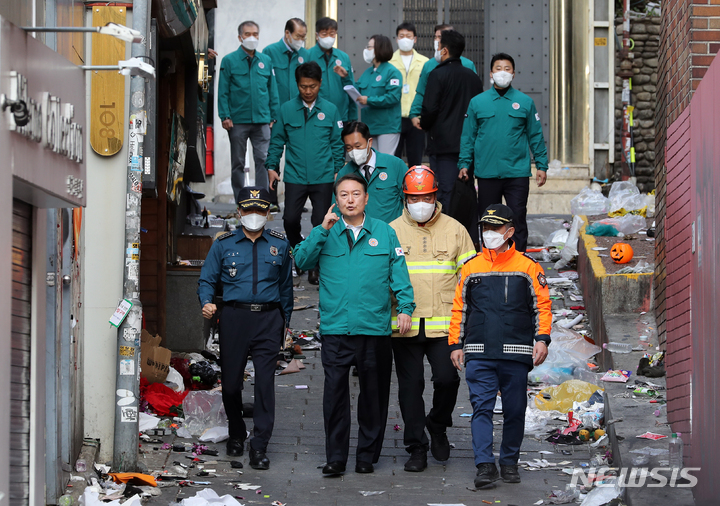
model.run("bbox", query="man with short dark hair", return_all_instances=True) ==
[335,121,407,223]
[389,22,429,166]
[218,21,279,204]
[458,53,549,252]
[307,17,356,122]
[266,61,345,285]
[420,30,483,212]
[293,174,415,476]
[262,18,309,105]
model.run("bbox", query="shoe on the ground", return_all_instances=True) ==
[355,461,374,473]
[500,464,521,483]
[249,448,270,470]
[269,204,280,213]
[226,438,245,457]
[322,461,346,475]
[428,429,451,462]
[474,462,500,488]
[493,395,503,414]
[307,269,319,285]
[294,260,304,277]
[404,448,428,472]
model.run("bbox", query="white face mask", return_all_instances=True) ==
[241,36,259,51]
[241,212,267,232]
[363,48,375,64]
[397,38,414,52]
[482,229,507,250]
[433,40,439,51]
[350,145,370,166]
[492,70,513,88]
[318,36,335,49]
[434,48,443,63]
[407,202,435,223]
[288,36,304,51]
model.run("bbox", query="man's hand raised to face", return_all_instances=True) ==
[322,204,340,230]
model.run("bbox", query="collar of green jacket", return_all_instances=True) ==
[331,213,374,237]
[489,85,519,101]
[481,239,518,263]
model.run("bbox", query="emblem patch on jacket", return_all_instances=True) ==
[395,247,404,256]
[537,272,547,288]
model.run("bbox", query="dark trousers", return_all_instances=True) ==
[391,322,460,452]
[476,177,530,252]
[429,154,460,213]
[465,358,531,466]
[321,334,392,465]
[283,182,334,249]
[395,117,425,167]
[219,306,284,451]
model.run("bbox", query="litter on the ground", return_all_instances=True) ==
[176,488,245,505]
[359,491,386,496]
[636,431,668,440]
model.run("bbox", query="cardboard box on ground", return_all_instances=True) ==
[141,329,172,383]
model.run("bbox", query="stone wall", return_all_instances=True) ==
[614,16,660,192]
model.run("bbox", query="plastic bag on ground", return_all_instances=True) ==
[616,260,653,274]
[580,479,623,506]
[198,426,229,443]
[544,229,569,249]
[182,390,228,436]
[524,406,560,434]
[608,181,646,215]
[79,488,142,506]
[177,488,244,505]
[534,380,603,413]
[528,217,569,247]
[138,412,160,432]
[529,326,601,385]
[595,214,646,235]
[554,215,584,270]
[570,187,610,216]
[608,181,639,201]
[585,223,619,236]
[164,366,185,393]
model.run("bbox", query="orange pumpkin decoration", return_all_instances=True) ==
[610,242,634,264]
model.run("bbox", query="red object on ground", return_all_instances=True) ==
[140,377,188,416]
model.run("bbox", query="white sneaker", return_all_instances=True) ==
[493,395,503,414]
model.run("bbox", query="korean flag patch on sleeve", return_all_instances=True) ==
[338,120,343,128]
[390,79,400,86]
[535,112,540,121]
[395,247,405,257]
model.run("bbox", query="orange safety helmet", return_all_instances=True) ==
[403,165,438,194]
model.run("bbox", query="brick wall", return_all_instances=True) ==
[655,0,720,347]
[663,108,693,441]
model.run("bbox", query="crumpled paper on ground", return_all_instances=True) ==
[177,488,245,505]
[79,488,142,506]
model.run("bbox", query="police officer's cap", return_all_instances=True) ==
[237,186,271,211]
[480,204,514,226]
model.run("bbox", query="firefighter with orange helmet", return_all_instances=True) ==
[389,165,476,472]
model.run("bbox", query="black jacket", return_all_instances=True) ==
[420,57,483,155]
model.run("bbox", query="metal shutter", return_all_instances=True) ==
[10,200,32,506]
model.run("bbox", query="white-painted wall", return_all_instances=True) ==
[194,0,305,201]
[80,29,132,463]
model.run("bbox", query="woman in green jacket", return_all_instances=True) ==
[356,34,403,156]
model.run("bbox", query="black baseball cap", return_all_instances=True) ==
[480,204,514,226]
[237,186,271,210]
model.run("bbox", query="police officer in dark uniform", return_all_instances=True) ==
[197,187,294,470]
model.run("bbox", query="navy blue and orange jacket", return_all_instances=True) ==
[449,241,552,366]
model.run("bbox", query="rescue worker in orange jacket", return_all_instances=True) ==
[390,166,476,472]
[448,203,551,489]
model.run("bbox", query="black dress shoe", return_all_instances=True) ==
[226,438,245,457]
[249,448,270,470]
[428,430,450,462]
[322,461,346,475]
[404,448,427,472]
[355,461,374,473]
[500,464,521,483]
[474,463,500,488]
[307,268,319,285]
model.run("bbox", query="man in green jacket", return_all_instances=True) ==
[261,18,309,105]
[457,53,549,252]
[306,17,357,122]
[218,21,279,204]
[293,174,415,476]
[335,121,407,224]
[266,62,345,284]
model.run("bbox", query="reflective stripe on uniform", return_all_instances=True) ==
[406,261,456,275]
[392,316,452,330]
[456,250,475,271]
